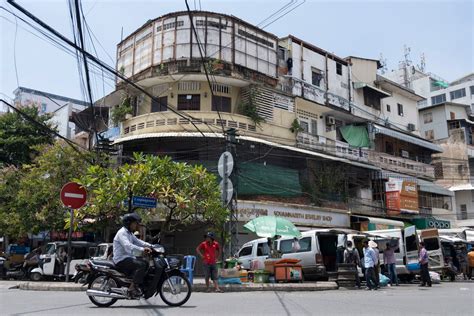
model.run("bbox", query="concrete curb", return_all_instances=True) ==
[17,281,338,292]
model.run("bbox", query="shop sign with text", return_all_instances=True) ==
[238,201,350,228]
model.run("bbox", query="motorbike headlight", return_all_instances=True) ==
[154,246,165,253]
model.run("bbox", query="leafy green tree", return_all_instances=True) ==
[0,166,23,237]
[0,107,56,167]
[0,141,93,237]
[78,153,228,234]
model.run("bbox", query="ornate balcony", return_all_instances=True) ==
[369,151,435,179]
[119,111,295,146]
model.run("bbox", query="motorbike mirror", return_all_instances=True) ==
[88,247,97,258]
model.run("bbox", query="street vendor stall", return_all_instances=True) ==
[241,216,303,283]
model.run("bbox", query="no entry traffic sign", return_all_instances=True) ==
[60,182,87,209]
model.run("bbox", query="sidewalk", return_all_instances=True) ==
[3,279,338,292]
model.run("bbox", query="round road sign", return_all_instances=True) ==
[219,178,234,205]
[218,151,234,178]
[60,182,87,209]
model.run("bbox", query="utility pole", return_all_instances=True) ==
[226,128,239,257]
[218,128,239,258]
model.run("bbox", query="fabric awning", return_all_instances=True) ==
[353,82,391,98]
[372,124,443,152]
[352,216,405,228]
[417,179,455,197]
[340,125,370,147]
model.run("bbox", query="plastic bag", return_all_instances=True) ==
[429,271,441,284]
[379,273,390,287]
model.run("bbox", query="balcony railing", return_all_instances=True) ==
[279,76,350,111]
[369,151,435,179]
[296,132,369,162]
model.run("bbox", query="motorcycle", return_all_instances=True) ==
[0,255,35,280]
[73,259,91,283]
[85,244,191,307]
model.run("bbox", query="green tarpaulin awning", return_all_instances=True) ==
[339,125,370,148]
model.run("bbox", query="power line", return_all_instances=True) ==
[13,14,19,87]
[6,0,211,138]
[260,0,306,29]
[1,7,117,99]
[185,0,225,134]
[0,99,94,164]
[256,0,295,27]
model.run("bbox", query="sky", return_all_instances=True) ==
[1,0,473,106]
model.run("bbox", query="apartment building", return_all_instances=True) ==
[13,86,87,139]
[418,102,474,221]
[83,11,459,255]
[386,67,474,222]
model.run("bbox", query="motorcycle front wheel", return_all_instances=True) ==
[88,275,118,307]
[159,272,192,307]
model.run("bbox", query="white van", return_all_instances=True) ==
[370,226,420,278]
[236,238,272,270]
[236,229,351,280]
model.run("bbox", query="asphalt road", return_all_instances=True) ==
[1,282,473,316]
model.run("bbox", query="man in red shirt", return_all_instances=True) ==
[196,232,222,292]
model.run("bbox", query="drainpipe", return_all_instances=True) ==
[348,61,352,112]
[300,42,304,81]
[325,53,329,106]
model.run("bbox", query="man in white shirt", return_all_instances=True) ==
[113,213,152,296]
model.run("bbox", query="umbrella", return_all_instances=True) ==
[244,216,302,238]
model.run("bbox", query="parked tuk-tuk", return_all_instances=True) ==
[440,235,469,281]
[30,241,97,281]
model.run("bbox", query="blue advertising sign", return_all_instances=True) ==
[132,196,157,209]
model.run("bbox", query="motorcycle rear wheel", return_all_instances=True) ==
[88,275,118,307]
[159,273,192,307]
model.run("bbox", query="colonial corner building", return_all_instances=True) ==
[68,11,472,271]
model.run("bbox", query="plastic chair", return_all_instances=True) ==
[180,255,196,285]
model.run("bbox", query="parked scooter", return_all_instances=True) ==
[85,244,191,307]
[0,248,41,280]
[0,256,26,279]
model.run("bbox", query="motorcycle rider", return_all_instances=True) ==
[113,213,152,297]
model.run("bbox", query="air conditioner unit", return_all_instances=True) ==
[407,123,416,131]
[401,150,409,158]
[326,116,336,125]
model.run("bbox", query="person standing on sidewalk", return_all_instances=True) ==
[344,241,361,288]
[363,240,377,290]
[196,232,222,293]
[384,242,399,286]
[419,241,432,287]
[369,240,380,288]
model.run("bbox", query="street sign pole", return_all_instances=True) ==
[60,182,87,282]
[65,208,74,282]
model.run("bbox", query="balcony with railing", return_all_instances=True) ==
[279,76,350,111]
[369,151,435,179]
[119,111,296,146]
[296,132,369,162]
